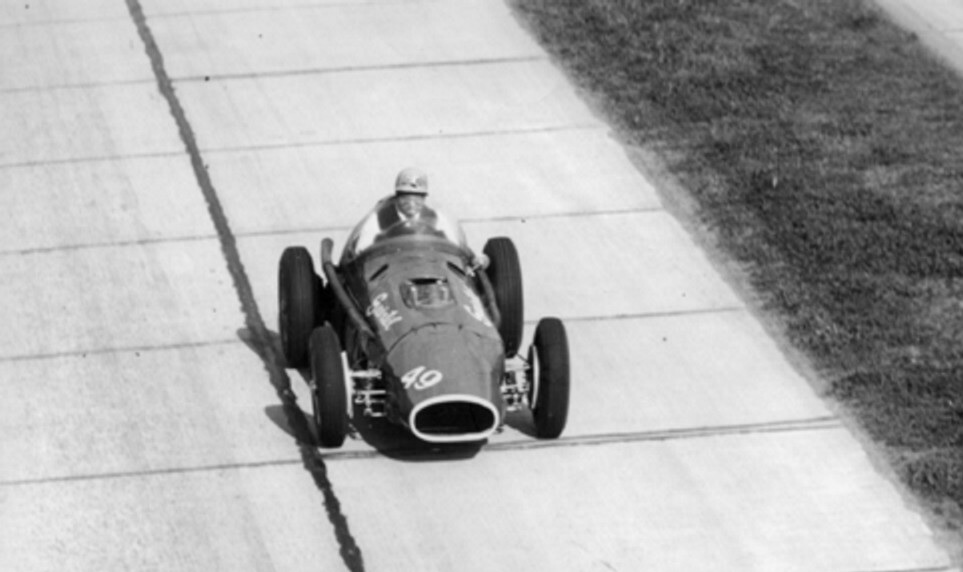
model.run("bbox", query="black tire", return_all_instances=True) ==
[278,247,317,369]
[310,324,348,448]
[528,317,570,439]
[483,237,524,356]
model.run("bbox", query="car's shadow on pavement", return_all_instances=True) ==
[503,408,538,439]
[236,327,311,443]
[350,412,485,462]
[263,402,300,440]
[350,404,542,460]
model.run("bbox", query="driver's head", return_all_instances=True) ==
[394,167,428,218]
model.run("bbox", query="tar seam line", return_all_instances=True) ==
[2,417,840,486]
[124,1,364,570]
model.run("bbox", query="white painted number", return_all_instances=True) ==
[402,366,444,390]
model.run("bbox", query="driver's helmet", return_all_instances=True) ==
[394,167,428,195]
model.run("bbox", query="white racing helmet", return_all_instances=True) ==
[394,167,429,195]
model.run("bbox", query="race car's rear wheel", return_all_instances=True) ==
[310,323,348,448]
[483,237,524,357]
[528,317,570,439]
[279,246,317,369]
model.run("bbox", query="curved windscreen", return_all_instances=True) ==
[343,201,468,260]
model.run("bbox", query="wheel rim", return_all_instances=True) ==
[342,351,353,419]
[528,346,541,410]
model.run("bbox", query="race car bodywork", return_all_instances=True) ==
[278,228,570,448]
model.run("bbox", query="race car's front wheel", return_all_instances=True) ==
[279,247,318,369]
[483,237,524,357]
[310,323,348,448]
[528,317,570,439]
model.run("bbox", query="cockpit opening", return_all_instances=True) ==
[402,278,454,309]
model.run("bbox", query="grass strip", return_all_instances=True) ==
[510,0,963,528]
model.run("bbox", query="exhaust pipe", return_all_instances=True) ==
[410,394,500,443]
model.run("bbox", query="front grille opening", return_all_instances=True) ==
[414,401,496,436]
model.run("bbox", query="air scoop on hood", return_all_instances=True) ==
[410,394,500,443]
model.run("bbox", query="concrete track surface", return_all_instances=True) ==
[0,1,956,570]
[874,0,963,78]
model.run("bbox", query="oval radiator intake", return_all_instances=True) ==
[409,394,500,443]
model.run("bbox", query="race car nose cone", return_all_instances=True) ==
[386,324,505,443]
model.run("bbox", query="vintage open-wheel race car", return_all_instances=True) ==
[278,223,570,448]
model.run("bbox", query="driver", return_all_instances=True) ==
[347,167,488,268]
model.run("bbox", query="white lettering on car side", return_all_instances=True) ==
[366,292,402,331]
[462,285,493,327]
[402,366,444,390]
